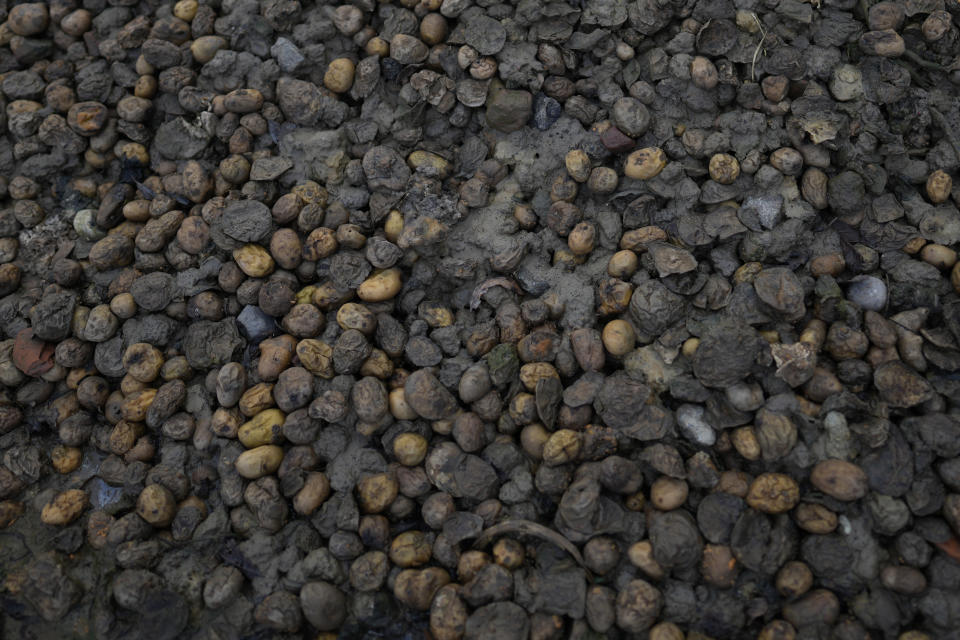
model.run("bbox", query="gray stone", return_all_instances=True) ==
[279,127,348,185]
[154,117,212,160]
[183,319,244,369]
[237,305,278,342]
[250,156,293,181]
[610,97,650,137]
[465,15,507,55]
[270,37,304,73]
[846,276,887,311]
[30,292,75,341]
[486,89,533,133]
[130,273,177,312]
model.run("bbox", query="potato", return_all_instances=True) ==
[239,382,276,416]
[235,445,284,479]
[238,409,286,448]
[708,153,740,184]
[51,445,82,473]
[40,489,88,525]
[809,459,868,501]
[602,319,635,356]
[293,472,331,515]
[926,169,953,204]
[492,538,525,569]
[565,149,592,182]
[607,250,638,279]
[136,483,176,527]
[337,302,377,333]
[518,362,559,392]
[357,269,403,302]
[393,433,428,466]
[303,227,338,261]
[650,477,688,510]
[233,244,274,277]
[920,243,957,270]
[419,13,448,45]
[624,147,667,180]
[324,58,356,93]
[389,388,418,420]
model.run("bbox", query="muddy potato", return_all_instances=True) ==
[296,339,334,378]
[926,170,952,204]
[650,477,688,510]
[268,229,302,270]
[922,10,952,42]
[793,502,837,534]
[393,567,450,611]
[776,561,814,599]
[41,489,88,525]
[690,56,718,89]
[758,620,797,640]
[258,335,296,381]
[390,530,432,567]
[430,584,468,640]
[649,622,685,640]
[587,166,619,193]
[121,389,156,422]
[50,445,82,474]
[583,536,620,575]
[709,153,740,184]
[810,459,868,501]
[393,433,428,466]
[627,541,664,580]
[624,147,667,180]
[746,473,800,513]
[293,472,331,515]
[542,429,582,466]
[457,550,491,582]
[520,424,549,460]
[136,483,176,527]
[357,472,399,514]
[122,343,164,383]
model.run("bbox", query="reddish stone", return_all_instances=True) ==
[600,126,636,153]
[12,328,55,377]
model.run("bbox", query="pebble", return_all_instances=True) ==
[846,275,887,311]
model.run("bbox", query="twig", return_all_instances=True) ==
[903,49,949,73]
[473,519,586,568]
[751,13,767,82]
[930,107,960,164]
